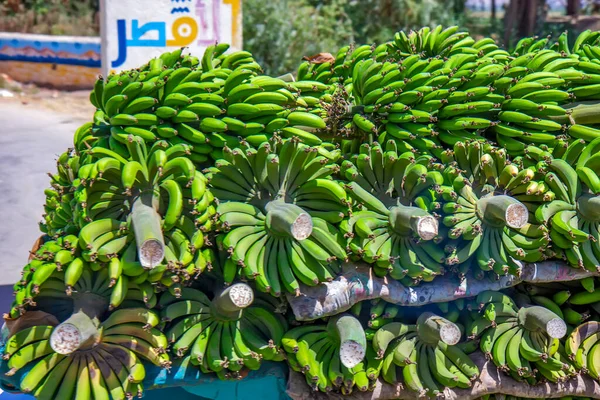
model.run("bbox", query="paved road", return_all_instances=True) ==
[0,101,85,286]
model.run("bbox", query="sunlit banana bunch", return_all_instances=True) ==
[534,137,600,271]
[160,285,286,379]
[372,313,478,396]
[40,149,88,237]
[84,48,215,150]
[3,307,167,400]
[89,44,333,161]
[339,141,445,285]
[296,53,338,85]
[206,139,349,296]
[86,46,256,159]
[466,291,573,384]
[349,50,508,156]
[489,58,578,154]
[511,35,553,56]
[311,42,393,87]
[282,314,368,394]
[439,140,549,278]
[203,64,330,154]
[389,26,508,61]
[511,30,587,56]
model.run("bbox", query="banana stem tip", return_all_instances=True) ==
[50,323,82,354]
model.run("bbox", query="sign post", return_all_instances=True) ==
[100,0,242,76]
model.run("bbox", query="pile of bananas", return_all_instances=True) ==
[4,308,166,399]
[161,285,286,379]
[12,23,600,399]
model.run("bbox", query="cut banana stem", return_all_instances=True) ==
[517,306,567,339]
[265,200,313,240]
[416,312,461,345]
[210,283,254,320]
[476,195,528,229]
[388,205,438,240]
[287,261,597,321]
[327,314,367,369]
[131,192,165,269]
[577,193,600,221]
[50,297,103,355]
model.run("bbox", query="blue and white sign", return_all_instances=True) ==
[100,0,242,75]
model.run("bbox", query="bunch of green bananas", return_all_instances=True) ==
[87,45,332,161]
[4,307,167,399]
[10,237,80,318]
[11,219,207,319]
[389,26,508,60]
[339,141,445,285]
[565,321,600,380]
[516,277,600,328]
[160,285,286,379]
[533,137,600,271]
[466,291,574,383]
[282,314,369,394]
[325,26,600,160]
[438,140,550,278]
[207,140,348,295]
[10,253,162,323]
[372,315,478,396]
[40,149,86,237]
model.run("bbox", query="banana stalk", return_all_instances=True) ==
[517,306,567,339]
[49,293,107,354]
[327,314,367,369]
[476,195,528,229]
[287,261,596,321]
[131,192,165,269]
[210,282,255,320]
[389,205,438,240]
[416,312,461,345]
[265,200,313,240]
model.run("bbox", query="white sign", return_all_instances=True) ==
[100,0,242,76]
